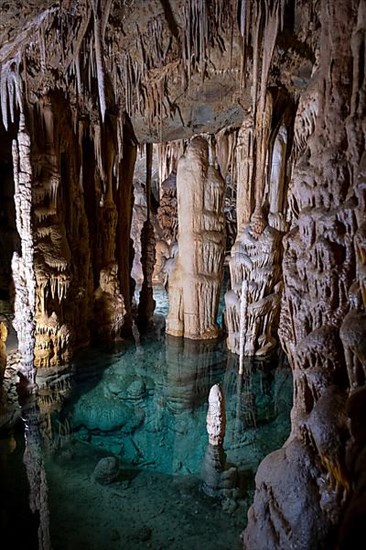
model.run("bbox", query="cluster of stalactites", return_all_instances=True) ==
[0,0,288,159]
[0,53,23,131]
[157,140,186,189]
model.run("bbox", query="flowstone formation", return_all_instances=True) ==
[243,1,366,548]
[226,207,283,357]
[224,91,290,358]
[166,136,226,340]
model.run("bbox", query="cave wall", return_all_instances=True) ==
[243,1,366,548]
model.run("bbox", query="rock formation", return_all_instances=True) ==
[201,384,238,498]
[243,1,366,548]
[166,136,226,340]
[206,384,226,447]
[0,322,7,383]
[0,1,364,549]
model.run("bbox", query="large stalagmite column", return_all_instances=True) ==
[12,114,36,382]
[166,136,226,340]
[225,99,285,358]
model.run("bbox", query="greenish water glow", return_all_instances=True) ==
[1,287,293,550]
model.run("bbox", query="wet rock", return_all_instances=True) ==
[92,456,119,485]
[126,378,147,400]
[242,439,331,549]
[133,526,152,542]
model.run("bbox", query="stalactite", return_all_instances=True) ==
[258,5,280,115]
[215,127,237,181]
[158,140,185,186]
[91,0,107,123]
[254,90,273,209]
[39,23,47,72]
[101,0,113,42]
[251,3,262,112]
[0,55,23,131]
[1,62,9,130]
[65,6,91,74]
[235,116,255,230]
[92,123,106,186]
[137,143,156,329]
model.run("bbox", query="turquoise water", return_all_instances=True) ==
[2,286,293,550]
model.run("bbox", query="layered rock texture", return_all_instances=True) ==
[166,136,226,339]
[0,0,365,549]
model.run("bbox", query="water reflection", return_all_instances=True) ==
[32,334,292,549]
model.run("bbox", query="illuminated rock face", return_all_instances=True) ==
[226,211,283,357]
[225,105,287,358]
[243,1,366,548]
[166,136,226,340]
[11,117,36,380]
[206,384,226,447]
[30,95,92,369]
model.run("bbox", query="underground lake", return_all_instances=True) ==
[0,287,292,550]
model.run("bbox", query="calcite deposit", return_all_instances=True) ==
[0,0,365,549]
[166,136,226,339]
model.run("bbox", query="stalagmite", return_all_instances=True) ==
[201,383,238,498]
[11,115,36,381]
[166,136,226,340]
[238,279,248,374]
[91,0,107,123]
[206,384,226,447]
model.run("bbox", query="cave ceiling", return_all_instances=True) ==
[0,0,317,143]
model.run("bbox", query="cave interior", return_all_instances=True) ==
[0,0,366,549]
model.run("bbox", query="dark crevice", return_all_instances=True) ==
[159,0,181,45]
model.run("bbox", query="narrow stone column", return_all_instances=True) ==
[137,143,156,329]
[11,114,36,382]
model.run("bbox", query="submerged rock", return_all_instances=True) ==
[72,392,135,431]
[92,456,119,485]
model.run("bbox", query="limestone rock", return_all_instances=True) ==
[94,264,125,341]
[243,440,332,550]
[206,384,226,447]
[93,456,119,485]
[166,136,226,340]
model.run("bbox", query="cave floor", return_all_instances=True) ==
[47,442,247,550]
